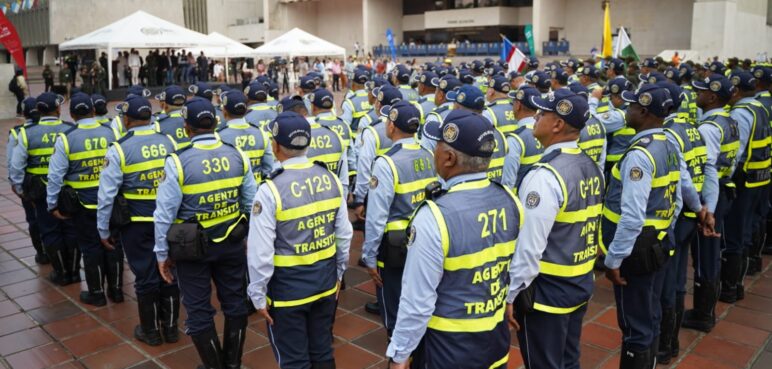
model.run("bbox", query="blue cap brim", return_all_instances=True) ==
[529,95,554,111]
[691,80,710,91]
[620,90,638,103]
[507,90,518,99]
[445,90,459,101]
[422,120,442,141]
[379,105,391,117]
[429,77,440,87]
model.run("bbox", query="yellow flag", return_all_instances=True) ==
[602,1,613,58]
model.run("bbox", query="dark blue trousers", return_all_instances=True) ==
[176,238,247,335]
[668,217,699,309]
[267,295,336,369]
[614,262,667,351]
[376,264,404,335]
[119,222,176,296]
[695,188,732,281]
[724,183,762,255]
[34,197,78,272]
[516,305,587,369]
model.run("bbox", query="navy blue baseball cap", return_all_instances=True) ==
[508,85,541,110]
[189,82,213,99]
[751,65,772,84]
[245,81,268,101]
[564,58,582,70]
[605,78,633,95]
[276,95,306,113]
[156,85,187,105]
[457,69,475,84]
[487,65,505,77]
[645,72,667,84]
[374,85,403,106]
[607,58,625,73]
[577,66,600,79]
[621,84,674,118]
[656,81,683,108]
[507,70,521,80]
[551,67,569,85]
[729,70,757,91]
[221,90,248,115]
[309,88,335,109]
[255,75,272,86]
[544,62,560,71]
[299,75,316,90]
[365,76,390,92]
[707,61,727,74]
[642,58,658,68]
[392,64,412,83]
[418,71,438,86]
[117,95,153,120]
[433,75,463,94]
[91,94,108,115]
[435,66,451,77]
[352,69,370,85]
[36,92,63,113]
[426,110,497,157]
[182,97,217,129]
[663,67,682,84]
[568,82,590,98]
[380,100,421,133]
[21,97,37,118]
[69,92,93,116]
[527,57,539,69]
[528,70,552,89]
[530,89,590,129]
[679,64,694,80]
[471,60,485,73]
[267,81,279,95]
[692,74,736,100]
[214,85,232,95]
[269,111,311,150]
[447,85,485,110]
[127,85,151,98]
[489,76,512,93]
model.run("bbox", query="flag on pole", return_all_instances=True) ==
[614,27,639,61]
[601,1,612,58]
[500,35,527,73]
[10,0,19,13]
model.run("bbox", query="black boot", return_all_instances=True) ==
[672,299,684,358]
[45,243,68,286]
[105,252,124,303]
[620,346,653,369]
[159,285,180,343]
[30,225,49,264]
[682,279,717,332]
[221,315,247,369]
[738,249,749,301]
[191,327,223,369]
[365,301,380,315]
[656,309,676,364]
[311,360,336,369]
[79,260,106,307]
[748,230,764,275]
[134,293,162,346]
[720,253,741,303]
[67,246,81,284]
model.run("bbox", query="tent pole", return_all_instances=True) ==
[225,56,229,84]
[107,46,113,90]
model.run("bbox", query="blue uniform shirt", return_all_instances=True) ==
[9,116,63,193]
[353,123,380,204]
[245,156,353,310]
[501,115,536,188]
[697,108,725,213]
[6,121,27,179]
[729,97,755,165]
[604,128,682,270]
[589,96,626,133]
[663,116,702,213]
[386,172,487,364]
[46,117,97,211]
[506,141,574,302]
[419,102,453,152]
[153,133,257,262]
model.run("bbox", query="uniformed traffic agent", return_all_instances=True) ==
[749,65,772,272]
[153,97,257,369]
[387,110,523,369]
[569,83,608,171]
[501,85,544,188]
[244,81,278,129]
[189,82,227,128]
[601,84,681,369]
[340,69,372,136]
[483,76,517,135]
[96,95,180,346]
[111,85,151,135]
[392,64,419,103]
[46,92,121,306]
[154,85,190,148]
[361,101,436,336]
[310,88,356,192]
[419,75,461,151]
[10,92,78,285]
[506,88,601,369]
[414,71,438,127]
[247,111,352,369]
[590,78,634,175]
[217,90,275,182]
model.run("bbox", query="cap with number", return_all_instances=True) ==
[568,82,589,98]
[605,78,633,95]
[277,95,305,113]
[656,81,684,108]
[308,88,335,109]
[127,85,151,98]
[270,111,311,149]
[22,97,37,117]
[244,81,268,101]
[156,85,187,105]
[221,90,248,115]
[447,84,485,110]
[692,74,735,100]
[189,82,214,99]
[69,92,93,116]
[530,89,590,129]
[425,110,496,157]
[299,75,316,91]
[182,97,217,129]
[489,75,512,93]
[729,70,757,91]
[117,95,153,120]
[36,92,63,113]
[380,100,421,133]
[507,85,541,110]
[620,84,674,118]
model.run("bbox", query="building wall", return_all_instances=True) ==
[316,0,363,56]
[532,0,566,55]
[691,0,772,60]
[206,0,262,35]
[363,0,403,54]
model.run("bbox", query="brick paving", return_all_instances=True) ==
[0,88,770,368]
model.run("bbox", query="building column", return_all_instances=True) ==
[532,0,566,57]
[690,0,735,61]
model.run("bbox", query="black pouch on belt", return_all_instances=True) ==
[22,174,46,202]
[622,226,669,275]
[109,194,131,231]
[382,230,409,268]
[57,185,83,217]
[514,283,536,314]
[227,216,248,244]
[167,222,208,261]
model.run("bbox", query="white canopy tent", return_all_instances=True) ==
[190,32,258,83]
[253,28,346,60]
[59,10,229,89]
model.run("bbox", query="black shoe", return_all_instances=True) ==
[79,291,107,306]
[720,253,742,303]
[747,256,762,276]
[656,309,675,364]
[191,327,224,369]
[48,271,69,286]
[311,360,336,369]
[135,293,162,346]
[365,301,380,315]
[105,254,124,303]
[672,303,684,358]
[80,261,107,307]
[737,284,745,301]
[159,286,180,343]
[620,346,653,369]
[134,324,162,346]
[681,309,714,333]
[222,315,247,369]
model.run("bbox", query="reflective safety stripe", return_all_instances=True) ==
[276,197,341,222]
[577,138,604,149]
[746,158,771,170]
[602,207,672,230]
[64,180,99,189]
[720,141,740,152]
[489,354,510,369]
[539,259,595,277]
[606,153,623,162]
[68,149,107,161]
[443,241,516,271]
[26,167,48,174]
[554,203,603,223]
[310,152,342,165]
[489,156,505,169]
[123,193,156,200]
[181,177,243,195]
[130,216,154,222]
[386,219,410,232]
[274,244,336,267]
[267,285,338,308]
[123,158,166,173]
[28,148,53,155]
[533,301,587,314]
[428,306,505,332]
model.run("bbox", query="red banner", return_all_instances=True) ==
[0,11,25,77]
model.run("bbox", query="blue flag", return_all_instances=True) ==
[386,28,397,61]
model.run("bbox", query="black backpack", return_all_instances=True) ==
[8,75,20,94]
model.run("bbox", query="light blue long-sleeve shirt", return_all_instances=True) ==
[386,172,487,364]
[46,117,98,211]
[153,133,257,262]
[419,102,453,152]
[96,124,157,239]
[246,155,353,310]
[9,116,62,194]
[697,107,725,213]
[501,116,535,188]
[353,124,379,204]
[506,141,574,303]
[219,118,277,176]
[663,118,702,213]
[604,128,682,270]
[730,97,756,166]
[361,137,415,268]
[317,110,357,175]
[6,121,27,179]
[340,89,368,126]
[589,96,626,133]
